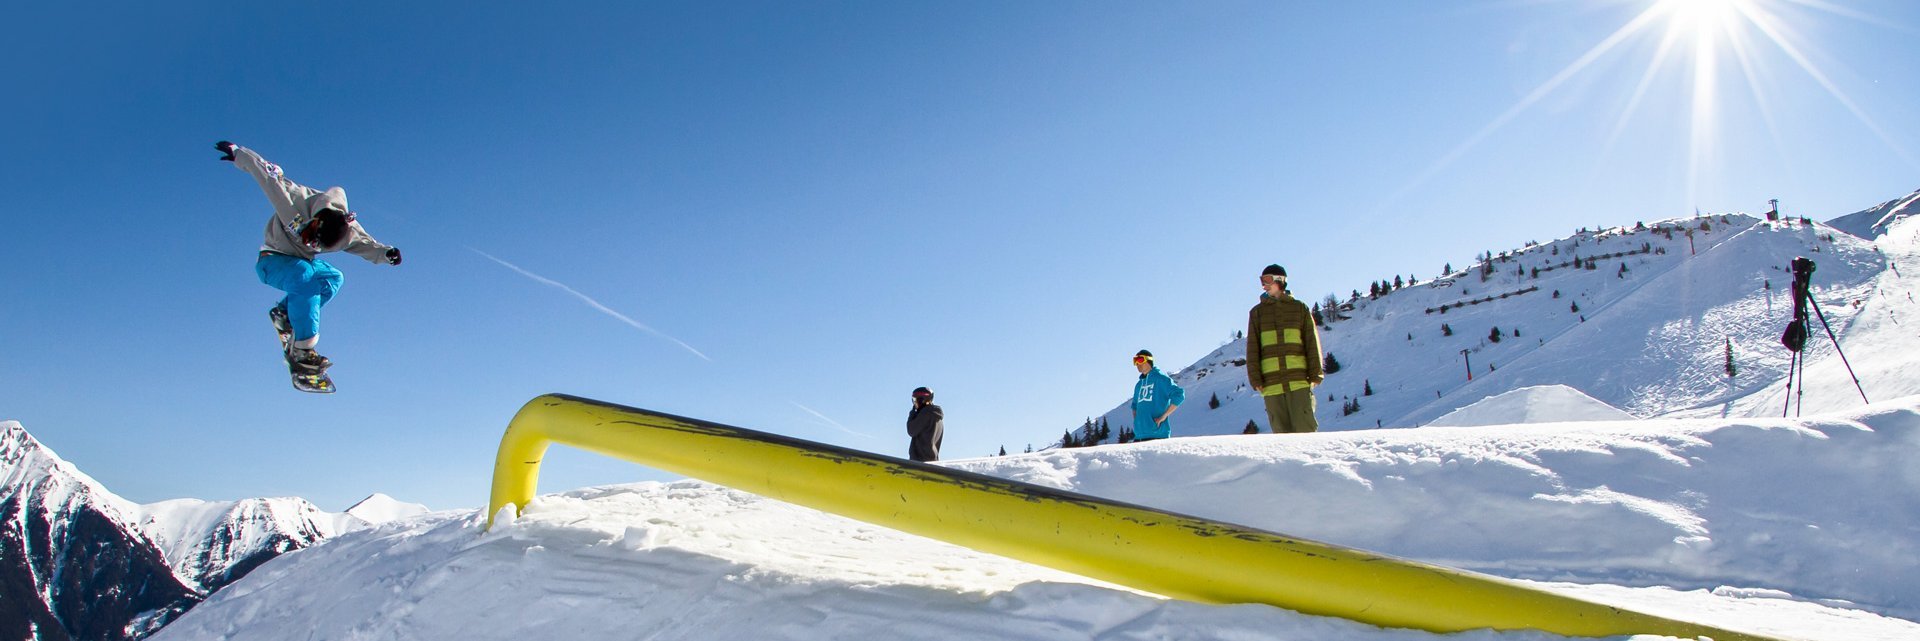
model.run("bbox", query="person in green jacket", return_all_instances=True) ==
[1247,265,1323,433]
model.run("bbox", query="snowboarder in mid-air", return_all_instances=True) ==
[216,141,402,392]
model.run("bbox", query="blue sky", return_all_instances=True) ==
[4,1,1917,511]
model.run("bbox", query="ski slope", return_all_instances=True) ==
[152,396,1920,641]
[1076,213,1899,443]
[1424,384,1635,427]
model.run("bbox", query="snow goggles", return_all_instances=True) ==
[1133,355,1152,365]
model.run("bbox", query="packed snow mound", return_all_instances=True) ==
[344,492,432,524]
[1424,384,1635,426]
[153,399,1920,641]
[1826,189,1920,240]
[135,496,362,592]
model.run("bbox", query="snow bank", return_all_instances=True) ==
[1425,384,1636,426]
[345,492,433,525]
[153,399,1920,641]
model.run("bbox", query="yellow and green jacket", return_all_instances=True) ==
[1246,291,1322,394]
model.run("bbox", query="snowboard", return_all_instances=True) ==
[272,310,335,394]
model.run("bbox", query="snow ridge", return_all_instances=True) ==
[1067,213,1894,445]
[148,398,1920,641]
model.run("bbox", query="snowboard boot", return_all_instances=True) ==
[269,304,291,335]
[287,346,333,374]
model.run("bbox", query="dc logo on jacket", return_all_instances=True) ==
[1138,385,1154,403]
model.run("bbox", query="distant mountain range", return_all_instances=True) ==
[1053,190,1918,448]
[0,421,428,641]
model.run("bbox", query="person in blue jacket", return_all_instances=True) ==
[1129,350,1184,442]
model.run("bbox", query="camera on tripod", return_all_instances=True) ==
[1790,256,1816,286]
[1777,255,1868,415]
[1782,257,1814,352]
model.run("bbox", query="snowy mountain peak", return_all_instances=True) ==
[2,420,376,640]
[134,496,362,593]
[1,420,143,534]
[1825,189,1920,240]
[1,421,197,640]
[345,493,432,525]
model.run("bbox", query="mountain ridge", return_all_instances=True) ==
[1056,200,1907,448]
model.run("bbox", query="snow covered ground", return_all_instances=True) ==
[1425,384,1637,426]
[144,207,1920,640]
[153,397,1920,641]
[1071,212,1905,445]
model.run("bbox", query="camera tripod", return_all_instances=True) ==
[1779,257,1870,417]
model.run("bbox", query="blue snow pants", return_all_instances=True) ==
[255,253,342,342]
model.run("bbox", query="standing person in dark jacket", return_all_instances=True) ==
[1247,265,1323,433]
[907,387,944,462]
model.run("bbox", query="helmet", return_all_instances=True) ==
[301,209,353,252]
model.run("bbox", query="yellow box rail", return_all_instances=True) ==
[488,394,1785,640]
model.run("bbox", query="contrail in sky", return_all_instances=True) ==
[792,402,873,439]
[469,247,711,361]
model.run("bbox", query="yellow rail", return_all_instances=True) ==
[487,394,1786,640]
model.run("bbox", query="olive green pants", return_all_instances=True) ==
[1263,388,1318,433]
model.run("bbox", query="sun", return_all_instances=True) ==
[1658,0,1753,43]
[1382,0,1913,214]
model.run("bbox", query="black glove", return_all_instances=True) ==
[386,248,402,266]
[215,141,236,162]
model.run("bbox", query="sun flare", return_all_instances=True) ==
[1659,0,1753,42]
[1385,0,1912,215]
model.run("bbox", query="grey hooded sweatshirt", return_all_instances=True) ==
[232,145,394,263]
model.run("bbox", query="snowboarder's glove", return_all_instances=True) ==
[215,141,237,162]
[385,248,402,265]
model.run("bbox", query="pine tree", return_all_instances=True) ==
[1323,353,1342,374]
[998,446,1007,456]
[1570,301,1580,313]
[1724,338,1738,378]
[1025,444,1033,453]
[1553,289,1561,298]
[1444,262,1453,275]
[1243,421,1259,435]
[1393,275,1404,290]
[1513,327,1521,337]
[1063,430,1076,448]
[1099,417,1110,441]
[1363,379,1373,396]
[1209,393,1220,409]
[1489,326,1503,343]
[1369,282,1380,299]
[1442,323,1453,336]
[1618,262,1629,278]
